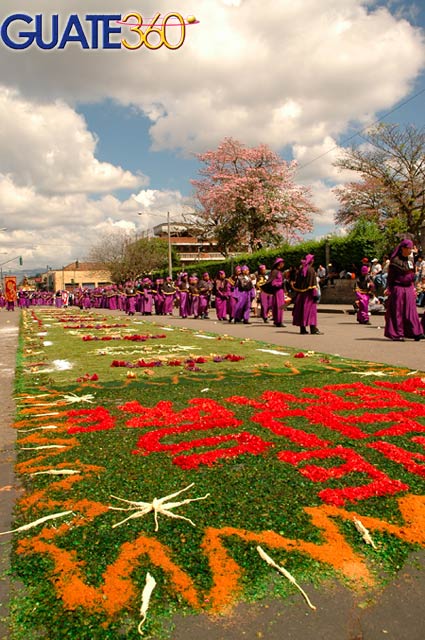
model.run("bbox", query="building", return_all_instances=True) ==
[39,261,112,292]
[151,223,224,265]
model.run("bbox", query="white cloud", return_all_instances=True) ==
[0,0,424,270]
[0,86,143,194]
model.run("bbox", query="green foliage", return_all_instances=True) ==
[160,226,388,279]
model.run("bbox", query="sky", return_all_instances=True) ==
[0,0,424,275]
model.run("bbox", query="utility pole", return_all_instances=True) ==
[167,211,172,279]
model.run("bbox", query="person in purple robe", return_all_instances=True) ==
[225,266,241,323]
[125,282,137,316]
[292,253,322,334]
[354,265,374,324]
[198,272,213,319]
[107,286,118,311]
[384,238,425,341]
[256,264,272,323]
[263,257,286,327]
[213,271,228,321]
[175,273,188,318]
[162,276,176,315]
[188,275,200,318]
[152,279,165,315]
[140,278,153,315]
[234,265,255,323]
[55,290,63,308]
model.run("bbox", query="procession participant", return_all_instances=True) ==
[198,272,214,319]
[125,282,137,316]
[292,253,323,335]
[0,289,5,309]
[5,279,16,311]
[54,290,63,308]
[106,285,118,311]
[81,288,92,310]
[188,275,201,318]
[256,264,272,322]
[234,265,256,324]
[176,272,190,318]
[61,289,70,308]
[225,265,242,323]
[262,257,286,327]
[140,278,153,315]
[162,276,177,315]
[354,265,374,324]
[213,270,228,321]
[117,284,126,311]
[92,287,103,309]
[152,278,165,315]
[384,238,425,341]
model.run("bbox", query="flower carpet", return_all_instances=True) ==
[5,308,425,639]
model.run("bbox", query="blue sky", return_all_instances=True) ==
[0,0,424,272]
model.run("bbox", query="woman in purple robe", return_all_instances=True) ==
[384,239,424,341]
[292,254,322,334]
[214,271,228,321]
[355,265,374,324]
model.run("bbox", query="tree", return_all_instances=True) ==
[333,124,425,245]
[88,231,176,283]
[189,138,316,256]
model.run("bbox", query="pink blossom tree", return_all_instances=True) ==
[189,138,316,255]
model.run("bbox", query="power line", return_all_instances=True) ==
[296,85,425,173]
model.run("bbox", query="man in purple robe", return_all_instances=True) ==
[198,272,213,319]
[384,238,425,341]
[292,254,322,334]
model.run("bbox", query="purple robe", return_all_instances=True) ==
[268,268,285,326]
[234,275,255,322]
[384,257,422,340]
[214,278,228,320]
[292,266,318,328]
[224,278,238,320]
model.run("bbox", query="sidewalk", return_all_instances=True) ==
[0,310,20,639]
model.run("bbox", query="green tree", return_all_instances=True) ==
[88,231,178,283]
[333,123,425,245]
[190,137,316,256]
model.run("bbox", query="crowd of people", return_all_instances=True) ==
[1,242,425,341]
